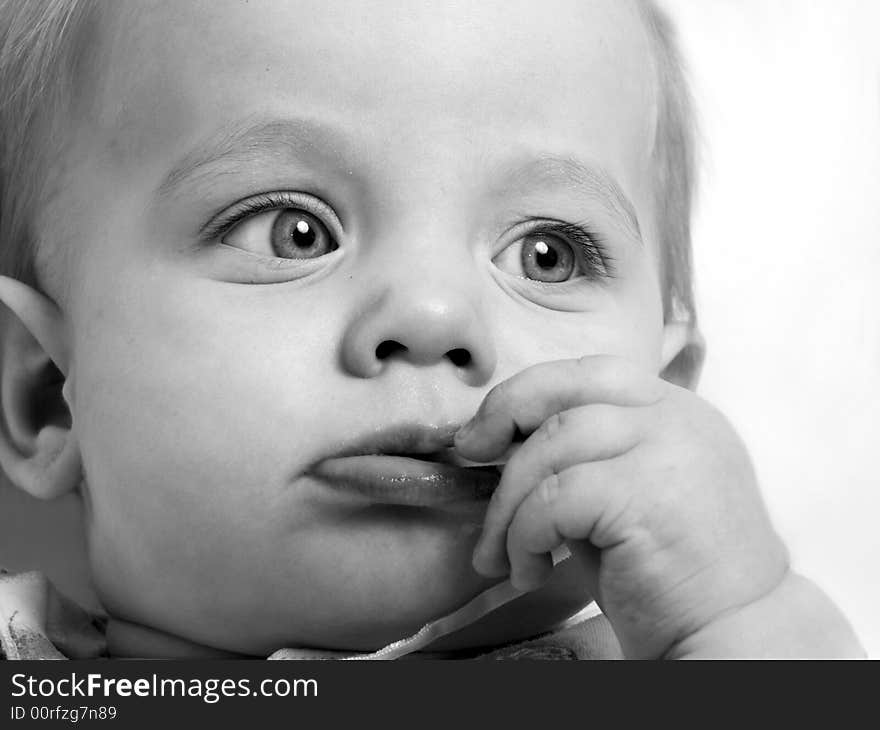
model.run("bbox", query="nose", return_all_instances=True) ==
[340,272,497,386]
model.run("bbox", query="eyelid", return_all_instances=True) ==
[498,216,615,280]
[198,190,343,243]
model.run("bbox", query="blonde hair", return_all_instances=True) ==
[640,0,699,322]
[0,0,697,320]
[0,0,92,287]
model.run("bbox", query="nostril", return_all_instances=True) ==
[376,340,407,360]
[447,348,472,368]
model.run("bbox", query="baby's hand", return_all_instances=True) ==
[455,355,859,658]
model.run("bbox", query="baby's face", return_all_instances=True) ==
[55,0,667,653]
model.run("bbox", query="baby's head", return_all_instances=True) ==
[0,0,699,655]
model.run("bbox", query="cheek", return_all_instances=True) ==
[492,274,665,375]
[66,269,346,591]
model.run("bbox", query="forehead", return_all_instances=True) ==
[81,0,658,210]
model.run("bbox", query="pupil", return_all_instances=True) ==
[535,240,558,269]
[291,219,316,248]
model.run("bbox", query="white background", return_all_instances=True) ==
[665,0,880,655]
[1,0,878,656]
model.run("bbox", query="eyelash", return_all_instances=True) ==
[200,194,614,280]
[516,217,614,281]
[199,191,339,243]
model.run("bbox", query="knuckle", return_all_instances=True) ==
[541,412,563,440]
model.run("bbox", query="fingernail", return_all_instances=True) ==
[455,418,475,442]
[471,545,487,574]
[510,570,531,593]
[472,540,493,574]
[472,547,509,578]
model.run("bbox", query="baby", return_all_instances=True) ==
[0,0,863,659]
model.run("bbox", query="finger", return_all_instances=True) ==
[455,355,664,462]
[472,403,643,576]
[505,462,623,590]
[506,478,560,591]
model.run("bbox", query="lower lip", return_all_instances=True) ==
[310,455,499,508]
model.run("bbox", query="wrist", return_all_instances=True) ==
[666,571,865,659]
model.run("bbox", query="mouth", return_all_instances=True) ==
[308,424,502,508]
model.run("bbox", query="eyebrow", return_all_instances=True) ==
[155,117,353,201]
[503,155,642,242]
[157,118,642,243]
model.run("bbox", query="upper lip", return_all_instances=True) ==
[317,423,464,464]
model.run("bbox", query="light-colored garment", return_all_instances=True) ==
[0,569,622,660]
[0,570,105,659]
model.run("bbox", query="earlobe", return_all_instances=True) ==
[2,426,81,500]
[660,319,705,390]
[0,275,80,500]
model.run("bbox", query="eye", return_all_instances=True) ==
[220,204,338,260]
[493,232,577,283]
[270,209,336,259]
[492,220,612,285]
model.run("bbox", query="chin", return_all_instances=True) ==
[272,551,593,655]
[299,565,497,652]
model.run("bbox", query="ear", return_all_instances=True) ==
[659,318,705,390]
[0,275,80,500]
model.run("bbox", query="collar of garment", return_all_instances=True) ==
[0,569,621,661]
